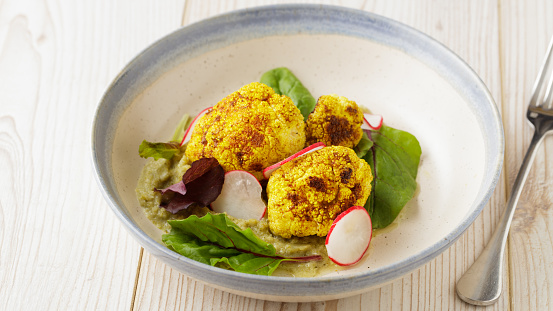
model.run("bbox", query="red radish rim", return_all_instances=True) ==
[325,206,373,266]
[325,206,370,245]
[262,142,326,179]
[180,107,212,146]
[362,113,383,130]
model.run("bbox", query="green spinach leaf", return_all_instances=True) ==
[260,67,316,120]
[162,213,321,276]
[362,125,421,229]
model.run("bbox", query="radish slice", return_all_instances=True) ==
[361,113,383,130]
[211,170,266,220]
[262,142,325,179]
[325,206,372,266]
[180,107,212,146]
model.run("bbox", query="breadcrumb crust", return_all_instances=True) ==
[185,82,306,180]
[267,146,372,238]
[306,94,364,148]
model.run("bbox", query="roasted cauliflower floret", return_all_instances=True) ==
[266,146,372,238]
[185,82,306,180]
[305,94,364,148]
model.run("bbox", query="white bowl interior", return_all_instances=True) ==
[112,34,485,275]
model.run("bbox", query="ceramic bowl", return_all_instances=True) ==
[91,4,504,302]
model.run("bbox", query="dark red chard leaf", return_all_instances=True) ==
[157,181,187,196]
[156,181,187,212]
[182,158,220,184]
[181,158,225,207]
[156,158,225,214]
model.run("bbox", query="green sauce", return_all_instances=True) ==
[135,148,343,276]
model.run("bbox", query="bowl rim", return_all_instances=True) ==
[91,3,504,298]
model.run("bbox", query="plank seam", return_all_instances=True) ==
[496,0,514,310]
[181,0,191,27]
[130,248,144,311]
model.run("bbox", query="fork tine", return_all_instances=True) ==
[529,34,553,107]
[543,68,553,108]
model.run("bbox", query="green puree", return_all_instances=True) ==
[135,148,342,277]
[231,217,338,277]
[135,149,209,232]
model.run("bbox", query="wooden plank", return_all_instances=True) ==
[499,0,553,310]
[0,0,185,310]
[132,0,508,310]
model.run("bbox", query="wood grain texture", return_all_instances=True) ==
[132,1,509,310]
[500,0,553,310]
[4,0,552,310]
[0,0,184,310]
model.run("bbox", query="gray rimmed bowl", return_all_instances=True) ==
[92,4,503,301]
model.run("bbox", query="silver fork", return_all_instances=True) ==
[456,34,553,306]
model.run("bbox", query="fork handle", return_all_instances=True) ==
[456,130,547,306]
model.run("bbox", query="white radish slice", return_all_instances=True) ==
[361,113,383,130]
[325,206,372,266]
[180,107,212,146]
[262,142,325,179]
[211,170,267,220]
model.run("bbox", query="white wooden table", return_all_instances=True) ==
[1,0,552,310]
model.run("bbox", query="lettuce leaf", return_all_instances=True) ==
[139,113,191,161]
[138,140,181,160]
[361,125,421,229]
[162,213,322,275]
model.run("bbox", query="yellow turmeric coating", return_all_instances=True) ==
[266,146,372,238]
[185,82,306,180]
[305,94,364,148]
